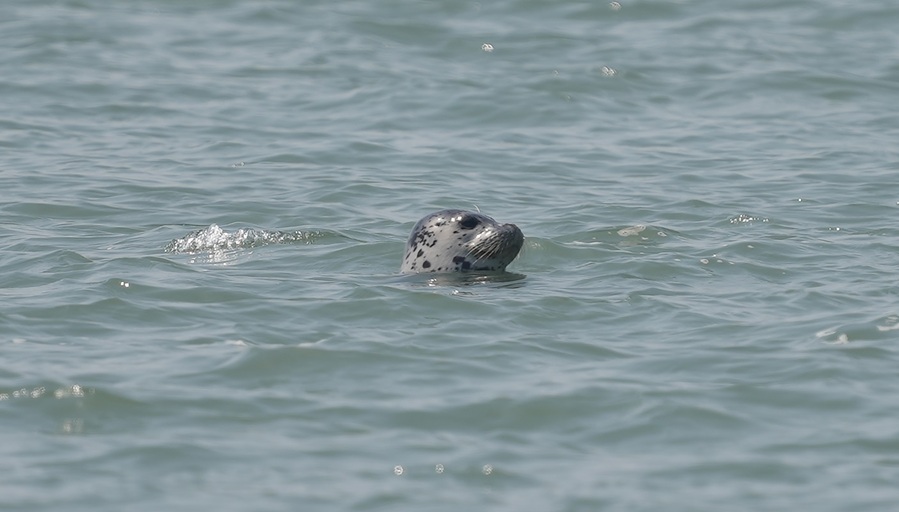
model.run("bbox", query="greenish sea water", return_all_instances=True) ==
[3,1,899,510]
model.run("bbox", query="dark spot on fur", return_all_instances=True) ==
[417,249,423,257]
[461,260,471,270]
[423,260,431,269]
[452,256,465,264]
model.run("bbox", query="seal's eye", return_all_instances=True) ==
[459,215,480,230]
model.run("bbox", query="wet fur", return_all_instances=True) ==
[401,209,523,274]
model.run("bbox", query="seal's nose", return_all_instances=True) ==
[503,223,525,251]
[504,223,523,237]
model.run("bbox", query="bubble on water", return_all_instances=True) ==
[617,225,645,237]
[435,464,444,474]
[481,43,494,52]
[10,387,47,399]
[877,316,899,332]
[482,464,493,475]
[609,2,621,10]
[54,385,85,399]
[61,418,84,434]
[730,214,768,224]
[816,326,849,344]
[393,465,404,476]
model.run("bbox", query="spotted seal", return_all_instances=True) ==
[401,209,524,274]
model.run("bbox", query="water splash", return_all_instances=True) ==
[165,224,325,263]
[815,314,899,344]
[729,214,769,224]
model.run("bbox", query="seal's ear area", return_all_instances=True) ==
[459,215,480,230]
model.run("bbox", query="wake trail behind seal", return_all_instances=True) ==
[165,224,332,263]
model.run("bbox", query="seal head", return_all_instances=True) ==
[401,209,524,274]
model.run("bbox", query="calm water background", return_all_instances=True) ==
[3,0,899,510]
